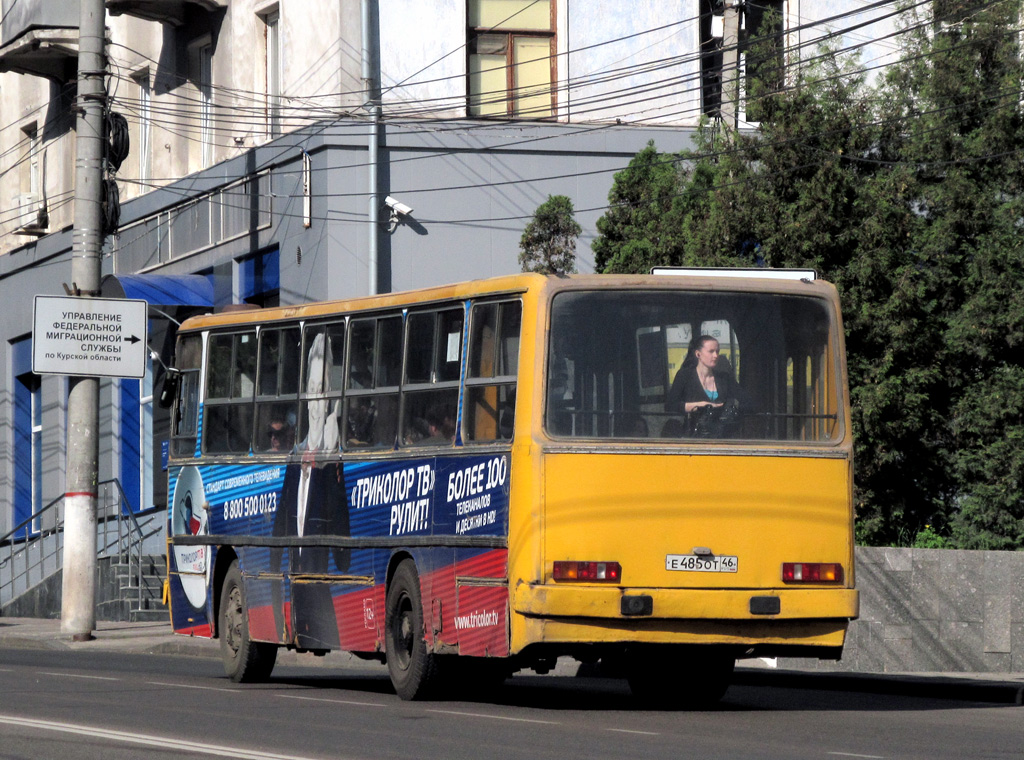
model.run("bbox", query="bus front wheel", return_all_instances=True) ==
[219,560,277,683]
[385,560,440,700]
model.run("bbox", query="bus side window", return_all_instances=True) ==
[254,326,301,453]
[464,300,521,443]
[170,334,202,458]
[401,307,463,446]
[297,325,344,451]
[203,331,257,454]
[344,316,400,449]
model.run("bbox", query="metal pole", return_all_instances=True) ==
[362,0,380,295]
[62,0,106,640]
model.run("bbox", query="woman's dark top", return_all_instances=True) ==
[667,364,740,413]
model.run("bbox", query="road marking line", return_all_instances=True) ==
[427,709,559,725]
[40,672,119,681]
[148,680,240,693]
[607,728,660,736]
[0,714,323,760]
[828,753,885,759]
[278,694,385,708]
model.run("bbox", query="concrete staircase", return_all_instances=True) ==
[3,555,169,622]
[97,554,169,623]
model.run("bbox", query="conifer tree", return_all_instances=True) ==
[519,195,582,275]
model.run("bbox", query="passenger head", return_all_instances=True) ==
[267,416,294,452]
[425,404,455,442]
[692,336,720,370]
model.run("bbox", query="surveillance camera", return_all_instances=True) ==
[384,196,413,216]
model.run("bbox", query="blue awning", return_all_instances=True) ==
[101,274,214,307]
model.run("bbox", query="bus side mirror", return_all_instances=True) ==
[159,368,181,409]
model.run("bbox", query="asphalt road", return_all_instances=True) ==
[0,648,1020,760]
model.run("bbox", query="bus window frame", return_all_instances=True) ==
[400,305,465,447]
[253,323,303,454]
[170,333,203,458]
[202,329,258,455]
[542,289,844,445]
[343,313,402,450]
[296,319,346,452]
[463,298,522,444]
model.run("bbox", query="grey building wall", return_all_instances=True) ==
[107,119,698,299]
[783,547,1024,674]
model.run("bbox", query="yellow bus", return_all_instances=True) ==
[165,271,857,706]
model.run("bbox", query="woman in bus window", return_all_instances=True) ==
[667,336,742,437]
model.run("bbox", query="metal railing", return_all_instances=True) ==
[0,495,64,608]
[1,480,165,614]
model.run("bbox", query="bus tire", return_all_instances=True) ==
[385,560,440,700]
[219,560,277,683]
[626,646,733,709]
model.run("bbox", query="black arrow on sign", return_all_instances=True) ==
[123,335,141,344]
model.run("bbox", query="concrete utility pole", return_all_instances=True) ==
[720,1,742,132]
[62,0,106,640]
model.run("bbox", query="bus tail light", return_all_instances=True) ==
[782,562,844,583]
[552,561,621,582]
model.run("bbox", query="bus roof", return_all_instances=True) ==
[651,267,818,281]
[176,272,837,333]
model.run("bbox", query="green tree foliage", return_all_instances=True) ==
[592,143,691,273]
[592,2,1024,548]
[519,195,582,275]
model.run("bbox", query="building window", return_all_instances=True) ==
[741,0,784,124]
[119,357,154,514]
[199,44,214,166]
[132,70,152,184]
[11,338,42,535]
[700,0,785,123]
[262,8,282,138]
[468,0,554,118]
[14,122,44,231]
[699,2,724,118]
[240,247,280,308]
[19,122,40,197]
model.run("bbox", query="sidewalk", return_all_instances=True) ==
[1,616,1021,705]
[0,616,216,657]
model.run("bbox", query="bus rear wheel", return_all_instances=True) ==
[385,560,441,700]
[219,560,277,683]
[625,646,734,709]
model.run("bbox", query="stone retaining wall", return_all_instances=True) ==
[782,547,1024,673]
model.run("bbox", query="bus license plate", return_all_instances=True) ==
[666,554,738,573]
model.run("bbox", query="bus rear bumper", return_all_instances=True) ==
[510,585,858,654]
[513,583,859,622]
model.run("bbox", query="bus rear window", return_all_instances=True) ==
[546,290,841,443]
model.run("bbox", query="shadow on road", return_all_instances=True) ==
[255,668,1017,713]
